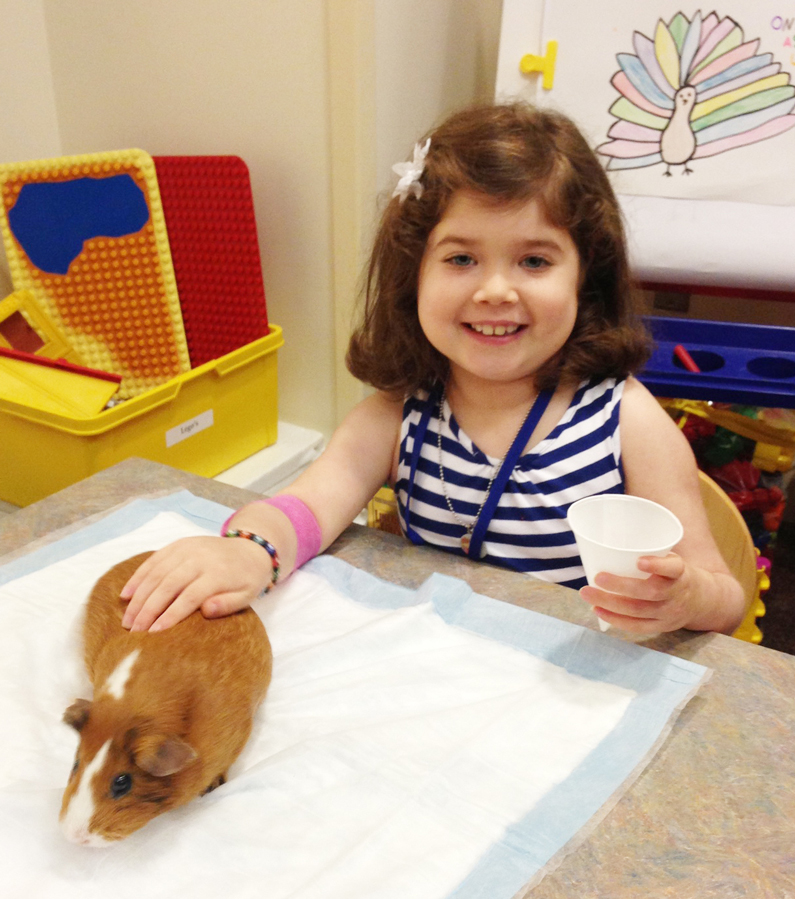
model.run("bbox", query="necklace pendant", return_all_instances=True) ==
[461,532,487,558]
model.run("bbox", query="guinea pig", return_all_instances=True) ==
[59,551,272,847]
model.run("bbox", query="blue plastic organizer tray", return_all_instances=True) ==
[640,316,795,409]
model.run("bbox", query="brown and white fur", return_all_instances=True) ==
[59,552,272,846]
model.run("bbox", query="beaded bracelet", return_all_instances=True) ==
[223,529,280,593]
[220,495,322,570]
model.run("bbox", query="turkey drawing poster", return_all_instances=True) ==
[497,1,795,206]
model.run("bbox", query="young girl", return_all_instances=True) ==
[122,102,745,636]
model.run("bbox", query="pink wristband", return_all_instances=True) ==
[262,496,322,568]
[220,495,322,570]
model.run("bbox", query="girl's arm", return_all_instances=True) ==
[579,377,746,635]
[121,390,404,631]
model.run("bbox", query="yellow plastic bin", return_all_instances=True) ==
[0,325,283,506]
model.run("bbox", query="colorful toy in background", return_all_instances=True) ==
[638,313,794,639]
[662,397,793,641]
[663,398,794,549]
[0,149,270,403]
[642,315,793,521]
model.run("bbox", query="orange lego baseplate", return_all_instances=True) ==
[0,149,191,399]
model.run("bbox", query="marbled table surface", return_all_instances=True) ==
[2,458,793,898]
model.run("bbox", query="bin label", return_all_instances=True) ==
[166,410,214,447]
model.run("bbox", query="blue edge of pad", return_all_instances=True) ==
[0,491,708,899]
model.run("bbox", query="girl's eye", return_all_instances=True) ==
[446,253,475,267]
[521,255,549,270]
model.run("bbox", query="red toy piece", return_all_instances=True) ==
[673,344,701,372]
[705,458,761,494]
[681,414,716,443]
[762,501,787,533]
[727,486,784,514]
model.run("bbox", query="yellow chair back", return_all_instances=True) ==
[697,470,765,643]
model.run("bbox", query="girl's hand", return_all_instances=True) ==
[119,536,274,633]
[579,552,699,634]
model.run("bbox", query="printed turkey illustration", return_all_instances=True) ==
[597,10,795,175]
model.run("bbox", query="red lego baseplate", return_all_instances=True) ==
[153,156,269,367]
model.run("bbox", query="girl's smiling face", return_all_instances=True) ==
[417,190,580,394]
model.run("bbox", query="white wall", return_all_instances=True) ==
[374,0,502,193]
[0,0,60,160]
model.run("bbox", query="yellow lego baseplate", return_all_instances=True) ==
[0,149,190,399]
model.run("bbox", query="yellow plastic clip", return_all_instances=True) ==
[519,40,558,90]
[0,290,82,363]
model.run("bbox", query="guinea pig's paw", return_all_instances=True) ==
[201,772,227,795]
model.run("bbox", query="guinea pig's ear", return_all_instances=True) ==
[63,699,92,731]
[130,732,199,777]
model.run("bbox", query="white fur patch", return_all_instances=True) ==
[102,648,141,700]
[60,739,113,847]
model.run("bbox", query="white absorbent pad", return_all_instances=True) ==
[0,491,709,899]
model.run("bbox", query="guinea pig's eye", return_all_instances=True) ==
[70,756,79,778]
[110,773,133,799]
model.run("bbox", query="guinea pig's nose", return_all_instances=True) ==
[61,823,90,845]
[61,819,101,847]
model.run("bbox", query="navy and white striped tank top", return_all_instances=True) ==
[395,378,626,589]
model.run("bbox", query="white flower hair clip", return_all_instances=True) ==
[391,138,431,203]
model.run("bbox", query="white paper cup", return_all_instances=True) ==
[567,495,684,631]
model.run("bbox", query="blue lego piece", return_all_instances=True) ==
[8,175,149,275]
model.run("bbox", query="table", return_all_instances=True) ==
[2,457,793,897]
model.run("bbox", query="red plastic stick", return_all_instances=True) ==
[674,344,701,373]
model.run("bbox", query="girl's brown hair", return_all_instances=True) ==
[346,101,650,395]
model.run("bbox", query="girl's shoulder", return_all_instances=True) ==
[617,375,661,418]
[618,378,714,553]
[338,390,405,444]
[618,376,695,475]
